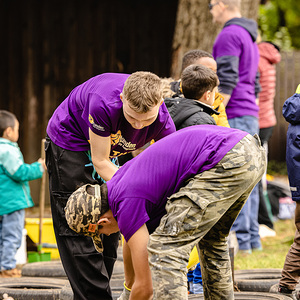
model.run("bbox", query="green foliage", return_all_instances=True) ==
[267,160,288,176]
[258,0,300,50]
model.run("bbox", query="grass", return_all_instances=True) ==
[234,218,296,270]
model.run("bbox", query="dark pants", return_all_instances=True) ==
[45,137,120,300]
[280,202,300,290]
[258,126,275,229]
[280,228,300,290]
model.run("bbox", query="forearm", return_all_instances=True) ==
[127,225,153,299]
[93,159,118,182]
[130,282,153,300]
[123,241,135,288]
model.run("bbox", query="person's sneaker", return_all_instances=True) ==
[277,285,300,300]
[252,246,263,252]
[0,268,21,278]
[239,249,252,255]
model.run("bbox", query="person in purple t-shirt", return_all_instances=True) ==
[45,71,175,300]
[65,125,266,300]
[210,0,262,254]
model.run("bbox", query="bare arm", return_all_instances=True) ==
[123,240,135,288]
[89,129,118,181]
[126,224,153,300]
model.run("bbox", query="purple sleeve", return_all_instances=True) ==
[87,93,112,137]
[153,105,176,141]
[116,198,150,242]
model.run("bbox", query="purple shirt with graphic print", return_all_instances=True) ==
[46,73,175,156]
[106,125,248,242]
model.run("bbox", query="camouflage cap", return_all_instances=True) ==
[65,184,103,253]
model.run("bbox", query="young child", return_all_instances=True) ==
[276,85,300,299]
[0,110,46,277]
[165,64,220,130]
[163,49,230,128]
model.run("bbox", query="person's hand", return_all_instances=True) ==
[117,283,131,300]
[38,158,47,171]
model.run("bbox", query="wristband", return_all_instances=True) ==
[124,281,131,292]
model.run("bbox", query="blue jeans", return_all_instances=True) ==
[229,116,261,250]
[0,209,25,270]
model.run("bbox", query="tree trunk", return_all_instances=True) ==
[171,0,260,79]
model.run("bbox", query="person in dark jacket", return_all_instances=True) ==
[165,64,219,130]
[277,85,300,299]
[162,49,230,128]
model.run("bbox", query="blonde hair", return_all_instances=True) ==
[222,0,241,11]
[122,71,162,113]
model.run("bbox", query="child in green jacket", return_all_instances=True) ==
[0,110,46,277]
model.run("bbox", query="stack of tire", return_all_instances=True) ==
[187,269,294,299]
[1,265,294,299]
[0,258,125,299]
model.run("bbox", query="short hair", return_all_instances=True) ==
[181,50,214,73]
[0,110,17,137]
[221,0,241,11]
[122,71,162,113]
[181,64,219,100]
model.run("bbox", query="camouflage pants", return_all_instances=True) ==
[148,134,266,300]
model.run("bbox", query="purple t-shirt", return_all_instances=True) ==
[106,125,248,242]
[213,18,260,119]
[47,73,175,156]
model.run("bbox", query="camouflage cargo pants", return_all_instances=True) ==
[148,134,266,300]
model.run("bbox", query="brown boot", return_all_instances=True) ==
[0,268,21,277]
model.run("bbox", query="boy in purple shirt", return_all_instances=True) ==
[45,71,175,300]
[65,125,266,300]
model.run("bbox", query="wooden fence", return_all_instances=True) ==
[0,0,178,205]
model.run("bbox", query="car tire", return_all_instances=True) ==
[234,269,282,292]
[21,260,67,279]
[188,291,292,299]
[0,277,69,300]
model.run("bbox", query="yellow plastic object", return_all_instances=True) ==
[296,84,300,94]
[25,218,60,260]
[187,246,199,270]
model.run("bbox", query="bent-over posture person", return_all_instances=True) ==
[65,125,266,300]
[45,71,175,300]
